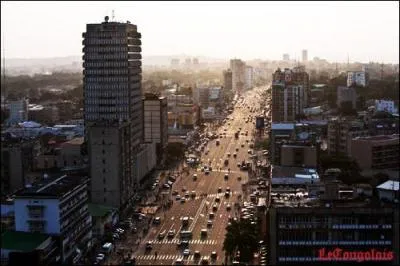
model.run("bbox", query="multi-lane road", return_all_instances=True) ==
[132,87,265,265]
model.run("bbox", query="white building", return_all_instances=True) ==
[245,66,254,89]
[14,174,92,263]
[302,49,308,62]
[8,98,29,124]
[83,17,142,209]
[375,99,398,114]
[347,71,367,87]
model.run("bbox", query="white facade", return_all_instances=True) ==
[245,66,254,89]
[375,99,398,114]
[302,49,308,62]
[143,95,168,148]
[8,99,29,124]
[347,71,366,87]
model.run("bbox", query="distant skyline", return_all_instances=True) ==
[1,1,399,64]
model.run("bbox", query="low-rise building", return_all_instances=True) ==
[267,196,400,265]
[1,231,58,266]
[14,174,92,264]
[376,180,399,202]
[375,100,398,114]
[351,135,399,170]
[280,143,317,168]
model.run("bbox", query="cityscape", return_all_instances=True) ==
[0,1,399,266]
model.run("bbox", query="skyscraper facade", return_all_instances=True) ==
[302,49,308,62]
[83,16,142,209]
[230,59,246,93]
[223,69,233,91]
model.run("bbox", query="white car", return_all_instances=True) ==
[96,253,105,261]
[183,249,190,256]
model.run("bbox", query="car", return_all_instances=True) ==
[181,248,190,256]
[168,229,176,238]
[194,250,201,258]
[211,251,217,259]
[163,183,170,189]
[212,204,218,211]
[113,233,120,239]
[209,213,215,219]
[178,240,189,248]
[226,187,231,192]
[193,174,198,181]
[227,153,231,157]
[158,230,166,239]
[172,190,179,196]
[236,147,239,152]
[201,228,208,236]
[191,191,196,198]
[205,169,210,175]
[215,196,221,202]
[145,241,152,250]
[201,257,209,265]
[217,187,222,193]
[182,187,187,192]
[233,153,237,158]
[237,162,241,167]
[226,204,232,211]
[208,166,213,171]
[175,258,184,265]
[96,253,105,261]
[185,192,190,198]
[207,220,213,227]
[241,143,245,147]
[176,195,181,201]
[224,173,229,180]
[225,191,230,198]
[181,198,186,203]
[153,217,161,224]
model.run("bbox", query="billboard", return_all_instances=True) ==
[256,116,265,129]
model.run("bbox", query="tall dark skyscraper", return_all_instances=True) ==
[83,16,142,209]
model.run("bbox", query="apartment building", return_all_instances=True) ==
[337,86,357,110]
[302,49,308,62]
[267,200,399,265]
[347,71,367,87]
[270,123,295,165]
[327,118,369,156]
[375,100,398,114]
[14,174,92,264]
[351,135,399,170]
[271,83,304,122]
[193,87,210,107]
[83,17,142,209]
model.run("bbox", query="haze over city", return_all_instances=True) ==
[1,1,399,64]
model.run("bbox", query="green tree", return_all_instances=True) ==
[223,219,259,263]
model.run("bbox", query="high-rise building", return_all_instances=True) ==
[8,98,29,125]
[82,16,142,209]
[283,54,290,61]
[223,69,233,91]
[302,49,308,62]
[230,59,246,93]
[143,93,168,164]
[347,71,367,87]
[272,68,308,122]
[245,65,254,89]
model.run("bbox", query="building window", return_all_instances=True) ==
[103,169,106,173]
[103,178,106,184]
[102,159,106,164]
[102,140,105,145]
[102,149,105,154]
[64,160,67,167]
[104,197,106,203]
[73,160,77,166]
[104,188,107,192]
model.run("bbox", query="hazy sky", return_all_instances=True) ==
[1,1,399,63]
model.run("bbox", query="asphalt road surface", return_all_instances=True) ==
[131,87,265,266]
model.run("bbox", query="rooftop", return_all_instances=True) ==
[353,134,399,142]
[376,180,399,191]
[60,137,84,146]
[1,231,50,252]
[271,123,295,130]
[15,174,88,199]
